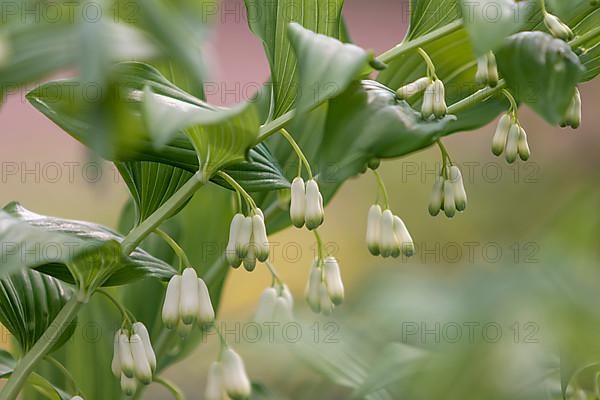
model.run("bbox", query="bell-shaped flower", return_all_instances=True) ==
[366,204,382,255]
[517,127,531,161]
[432,79,447,118]
[393,216,415,257]
[449,165,468,212]
[492,114,511,156]
[129,333,153,384]
[290,177,306,228]
[179,268,200,325]
[305,179,324,230]
[162,275,181,329]
[505,123,521,164]
[251,210,269,262]
[197,278,215,324]
[132,322,156,373]
[305,262,322,313]
[120,373,138,396]
[205,362,226,400]
[323,256,344,305]
[222,348,252,400]
[226,213,245,268]
[118,330,135,378]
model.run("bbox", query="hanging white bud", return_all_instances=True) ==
[243,241,257,272]
[305,179,324,230]
[176,320,193,338]
[432,79,447,118]
[118,330,135,378]
[429,178,444,217]
[443,180,456,218]
[562,88,581,129]
[492,114,511,156]
[475,55,487,84]
[132,322,156,373]
[449,166,467,212]
[255,287,278,322]
[517,127,531,161]
[319,284,334,315]
[544,13,573,41]
[486,52,499,87]
[396,77,431,100]
[323,256,344,305]
[251,211,269,262]
[226,213,244,268]
[505,123,521,164]
[205,362,226,400]
[305,262,322,313]
[236,216,253,259]
[273,296,293,322]
[366,205,382,256]
[421,83,435,118]
[111,331,121,378]
[197,278,215,324]
[280,284,294,309]
[393,216,415,257]
[120,373,138,397]
[162,275,181,329]
[179,268,200,325]
[221,348,252,400]
[379,209,396,258]
[290,177,306,228]
[129,334,153,384]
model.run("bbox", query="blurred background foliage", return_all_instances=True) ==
[1,0,599,399]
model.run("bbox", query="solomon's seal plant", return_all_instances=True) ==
[0,0,599,398]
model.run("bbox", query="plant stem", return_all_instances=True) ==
[0,295,84,400]
[96,288,135,324]
[447,79,507,115]
[313,230,325,261]
[154,376,185,400]
[43,356,81,397]
[155,228,192,271]
[417,48,437,79]
[257,109,296,142]
[372,169,390,210]
[264,261,283,285]
[122,171,205,255]
[279,128,313,179]
[570,26,600,49]
[216,171,257,211]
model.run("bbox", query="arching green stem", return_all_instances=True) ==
[154,228,192,272]
[216,171,257,212]
[417,47,438,80]
[96,288,135,325]
[153,376,185,400]
[372,169,390,210]
[279,128,313,179]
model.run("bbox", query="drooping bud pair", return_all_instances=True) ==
[305,257,344,314]
[396,77,431,100]
[254,284,294,323]
[491,113,530,163]
[205,349,251,400]
[366,205,414,258]
[112,323,156,394]
[544,13,574,41]
[226,209,269,271]
[290,177,324,230]
[560,88,581,129]
[422,79,447,119]
[162,268,215,337]
[475,51,499,87]
[429,165,468,218]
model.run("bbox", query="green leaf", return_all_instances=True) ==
[496,31,585,124]
[0,349,16,379]
[244,0,345,119]
[406,0,461,38]
[458,0,533,55]
[0,270,76,354]
[2,202,176,288]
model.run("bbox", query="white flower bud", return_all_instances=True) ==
[226,214,244,267]
[517,127,531,161]
[476,54,487,84]
[305,262,322,313]
[486,51,499,88]
[222,348,252,400]
[544,13,573,41]
[162,275,181,329]
[366,205,382,256]
[129,333,153,384]
[323,256,344,305]
[305,179,324,230]
[393,216,415,257]
[71,396,84,400]
[492,114,511,156]
[429,178,444,217]
[176,320,193,338]
[280,284,294,309]
[236,217,253,259]
[396,77,431,100]
[379,209,396,258]
[443,180,456,218]
[449,166,467,212]
[243,241,257,272]
[562,88,581,129]
[118,331,135,378]
[273,296,293,322]
[255,287,278,322]
[319,284,334,315]
[120,373,138,396]
[179,268,200,325]
[205,362,226,400]
[505,123,521,164]
[421,83,435,118]
[290,177,306,228]
[197,278,215,324]
[132,322,156,373]
[432,79,447,118]
[112,331,121,378]
[251,212,269,262]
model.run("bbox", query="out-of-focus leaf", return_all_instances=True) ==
[496,32,585,124]
[405,0,461,38]
[0,349,16,378]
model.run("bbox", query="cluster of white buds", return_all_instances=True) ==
[305,257,344,315]
[560,88,582,129]
[162,268,215,337]
[421,79,447,119]
[366,205,414,257]
[492,113,531,163]
[255,284,294,323]
[205,348,251,400]
[544,12,574,41]
[428,165,468,218]
[226,209,269,271]
[475,51,499,87]
[111,322,156,396]
[396,77,431,100]
[290,177,324,230]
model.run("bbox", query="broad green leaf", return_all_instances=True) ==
[244,0,345,119]
[496,32,585,124]
[0,350,15,379]
[2,202,176,288]
[406,0,461,38]
[458,0,533,55]
[0,270,76,354]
